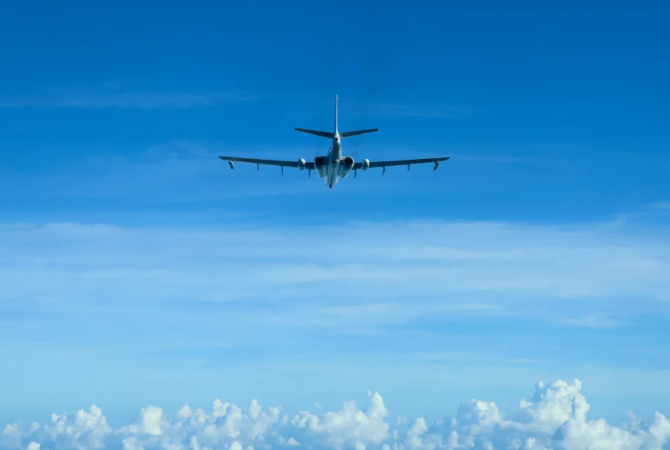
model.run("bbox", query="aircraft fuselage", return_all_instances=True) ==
[320,134,346,189]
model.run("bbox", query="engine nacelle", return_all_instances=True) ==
[298,158,306,170]
[314,156,328,177]
[339,156,355,178]
[361,159,370,170]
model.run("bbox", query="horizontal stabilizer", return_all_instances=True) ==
[295,128,335,139]
[340,128,379,138]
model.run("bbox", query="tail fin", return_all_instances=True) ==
[340,128,379,138]
[334,94,339,134]
[294,95,340,139]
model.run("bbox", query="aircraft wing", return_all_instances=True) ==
[219,156,315,170]
[353,156,450,171]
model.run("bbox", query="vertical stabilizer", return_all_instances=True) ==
[334,94,339,134]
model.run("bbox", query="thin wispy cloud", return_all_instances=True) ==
[0,140,570,205]
[360,102,476,118]
[1,219,669,328]
[0,141,329,201]
[558,314,624,329]
[0,89,257,109]
[650,201,670,211]
[2,219,669,422]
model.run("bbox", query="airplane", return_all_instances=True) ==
[219,95,450,189]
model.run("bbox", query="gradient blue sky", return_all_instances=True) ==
[0,0,669,429]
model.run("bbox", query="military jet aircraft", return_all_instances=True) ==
[219,95,450,189]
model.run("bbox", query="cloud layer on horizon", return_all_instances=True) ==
[2,379,669,450]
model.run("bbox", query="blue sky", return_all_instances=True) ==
[1,0,669,437]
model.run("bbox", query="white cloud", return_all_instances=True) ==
[42,405,112,449]
[120,406,165,437]
[1,380,668,450]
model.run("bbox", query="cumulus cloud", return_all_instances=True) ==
[2,380,669,450]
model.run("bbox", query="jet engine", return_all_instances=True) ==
[314,156,328,177]
[298,158,306,170]
[361,159,370,170]
[339,156,355,178]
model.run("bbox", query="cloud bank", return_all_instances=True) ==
[2,380,669,450]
